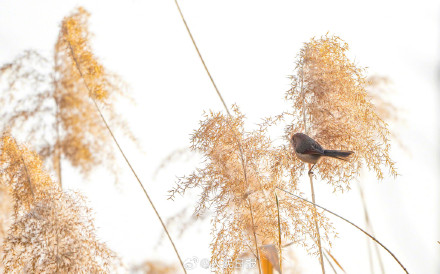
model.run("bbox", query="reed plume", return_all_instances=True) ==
[0,135,120,273]
[60,8,186,272]
[258,34,398,272]
[281,34,397,190]
[170,106,334,273]
[0,7,135,185]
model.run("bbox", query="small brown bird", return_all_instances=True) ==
[290,133,354,174]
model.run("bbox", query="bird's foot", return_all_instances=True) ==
[308,164,316,176]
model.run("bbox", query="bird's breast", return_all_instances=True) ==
[295,152,321,164]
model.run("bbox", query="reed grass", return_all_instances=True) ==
[276,187,408,273]
[60,10,187,273]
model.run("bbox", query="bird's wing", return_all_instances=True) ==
[300,143,325,155]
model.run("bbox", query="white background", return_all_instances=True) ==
[0,0,439,273]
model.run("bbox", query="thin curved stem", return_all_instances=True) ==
[308,167,325,274]
[300,60,324,273]
[275,193,282,272]
[173,0,249,183]
[358,181,385,274]
[276,187,409,274]
[173,1,263,272]
[302,62,324,273]
[323,252,337,274]
[173,0,230,117]
[65,40,187,273]
[248,199,262,274]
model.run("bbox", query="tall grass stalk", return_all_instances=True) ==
[358,182,385,274]
[308,164,325,273]
[325,249,345,273]
[249,200,262,274]
[276,187,408,274]
[173,1,264,272]
[64,40,187,274]
[323,252,337,274]
[301,61,325,273]
[275,193,282,273]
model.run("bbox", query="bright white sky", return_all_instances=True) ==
[0,0,439,273]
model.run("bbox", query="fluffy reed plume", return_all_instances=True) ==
[170,106,334,273]
[55,7,136,176]
[60,9,186,271]
[0,7,134,185]
[0,135,119,273]
[282,35,397,190]
[0,136,53,217]
[258,35,398,272]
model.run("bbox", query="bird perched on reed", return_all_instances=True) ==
[291,133,354,174]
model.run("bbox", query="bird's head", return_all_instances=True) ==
[291,133,308,149]
[290,133,299,148]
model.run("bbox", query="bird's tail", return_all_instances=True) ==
[323,150,354,161]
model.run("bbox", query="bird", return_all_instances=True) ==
[290,133,354,175]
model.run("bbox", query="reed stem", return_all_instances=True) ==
[276,187,409,274]
[65,40,187,274]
